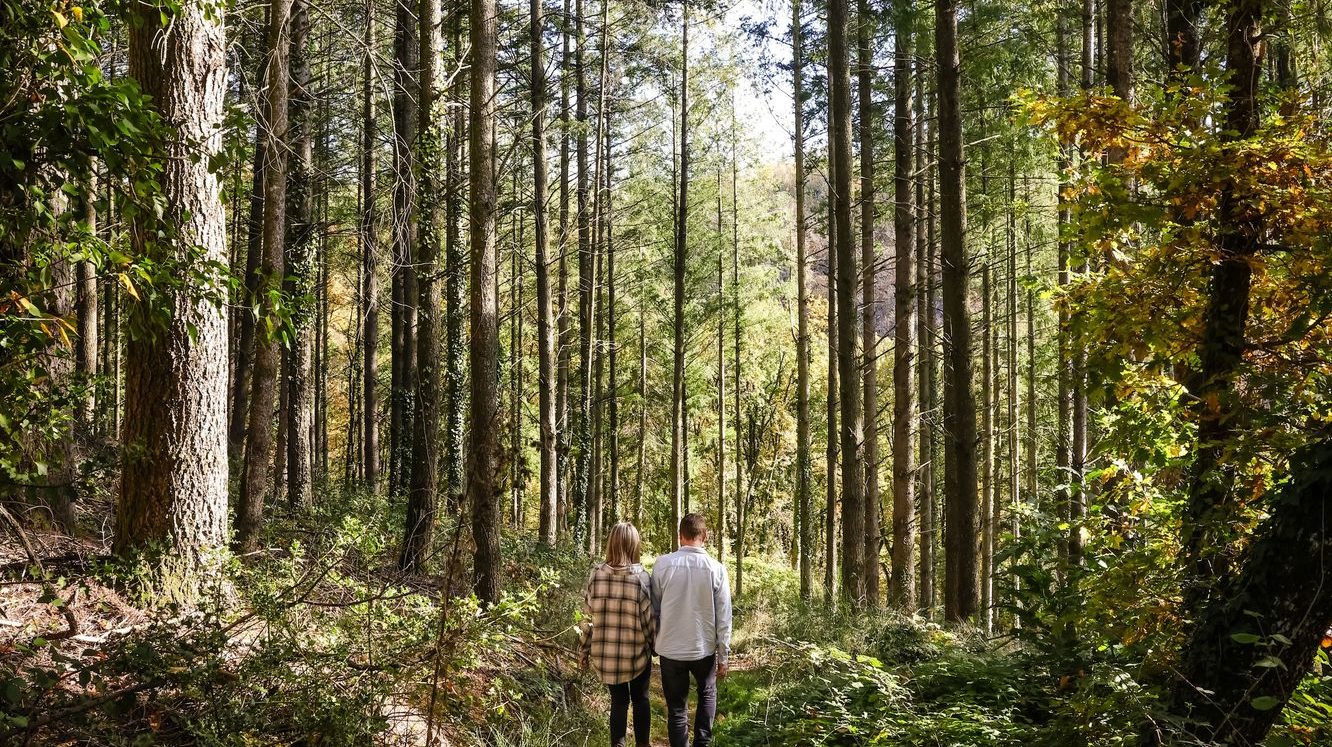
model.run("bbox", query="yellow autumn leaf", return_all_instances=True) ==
[119,273,140,300]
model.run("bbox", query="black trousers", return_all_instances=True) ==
[608,663,652,747]
[660,654,717,747]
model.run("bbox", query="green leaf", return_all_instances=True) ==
[1230,632,1261,645]
[1250,696,1281,711]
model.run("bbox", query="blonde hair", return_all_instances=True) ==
[604,521,642,567]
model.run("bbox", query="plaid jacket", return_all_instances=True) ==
[579,563,656,685]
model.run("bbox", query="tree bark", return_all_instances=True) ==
[857,0,880,607]
[532,0,558,549]
[669,7,689,550]
[936,0,980,621]
[235,0,292,552]
[573,0,595,548]
[389,0,418,499]
[361,0,380,490]
[980,260,995,629]
[1143,438,1332,747]
[117,0,229,593]
[75,176,97,425]
[825,164,839,602]
[284,0,315,510]
[793,0,813,601]
[443,6,466,517]
[556,0,573,540]
[717,171,727,566]
[890,6,916,611]
[469,0,501,603]
[400,0,443,573]
[916,79,936,615]
[831,0,866,607]
[605,95,620,525]
[1180,0,1265,612]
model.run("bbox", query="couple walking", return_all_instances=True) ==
[579,513,733,747]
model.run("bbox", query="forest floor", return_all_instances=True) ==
[3,492,1328,746]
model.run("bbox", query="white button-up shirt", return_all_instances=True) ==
[651,546,732,664]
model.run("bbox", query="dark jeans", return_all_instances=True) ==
[660,654,717,747]
[608,663,652,747]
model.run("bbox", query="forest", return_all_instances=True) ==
[3,0,1332,739]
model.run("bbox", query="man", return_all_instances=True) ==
[652,512,733,747]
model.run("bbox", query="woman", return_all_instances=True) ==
[579,521,656,747]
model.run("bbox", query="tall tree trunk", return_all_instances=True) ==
[1006,153,1022,616]
[634,292,646,526]
[1143,440,1332,747]
[1054,8,1073,566]
[890,6,916,611]
[669,7,689,550]
[118,0,229,596]
[75,175,98,425]
[831,0,866,607]
[400,0,443,573]
[389,0,419,499]
[510,171,526,529]
[235,0,292,552]
[717,171,727,565]
[1165,0,1205,72]
[857,0,880,607]
[916,79,936,615]
[361,0,380,490]
[793,0,813,601]
[825,170,839,602]
[444,7,466,516]
[980,260,995,629]
[605,98,620,524]
[285,0,315,510]
[936,0,980,621]
[731,123,741,576]
[1023,178,1037,515]
[1180,0,1265,611]
[229,37,270,468]
[556,0,573,540]
[590,178,605,550]
[469,0,501,603]
[532,0,558,549]
[1107,0,1133,101]
[573,0,595,548]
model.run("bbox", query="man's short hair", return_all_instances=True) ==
[679,513,708,541]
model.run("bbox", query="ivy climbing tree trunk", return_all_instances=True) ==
[1145,437,1332,746]
[389,0,418,499]
[284,0,315,510]
[400,0,443,573]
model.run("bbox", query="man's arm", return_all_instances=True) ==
[650,560,665,623]
[714,562,732,668]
